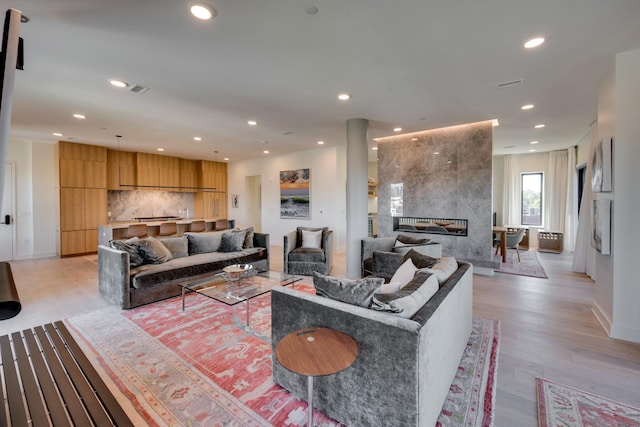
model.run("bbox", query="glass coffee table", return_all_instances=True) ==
[177,271,303,327]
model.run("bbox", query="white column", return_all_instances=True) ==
[346,118,369,278]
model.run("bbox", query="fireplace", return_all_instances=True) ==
[393,216,468,236]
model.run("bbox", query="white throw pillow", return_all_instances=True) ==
[301,229,323,249]
[378,258,417,294]
[420,256,457,285]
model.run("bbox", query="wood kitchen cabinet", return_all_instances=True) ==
[107,149,137,190]
[58,141,107,256]
[136,153,180,189]
[179,159,198,191]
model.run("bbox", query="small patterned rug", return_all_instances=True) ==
[537,377,640,426]
[66,283,499,426]
[495,249,548,279]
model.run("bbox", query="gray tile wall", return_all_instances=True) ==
[108,191,195,222]
[377,121,494,264]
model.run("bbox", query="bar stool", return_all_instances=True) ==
[126,223,148,238]
[159,222,177,236]
[189,220,205,232]
[215,219,228,231]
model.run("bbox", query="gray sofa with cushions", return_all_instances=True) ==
[283,227,334,275]
[361,235,442,277]
[271,258,473,427]
[98,229,269,309]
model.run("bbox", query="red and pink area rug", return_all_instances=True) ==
[66,283,499,426]
[537,377,640,427]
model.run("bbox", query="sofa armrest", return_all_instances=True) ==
[253,232,270,271]
[98,245,131,309]
[322,229,334,274]
[282,230,297,274]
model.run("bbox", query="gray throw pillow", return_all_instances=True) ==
[138,237,173,264]
[110,239,144,268]
[158,236,189,259]
[371,271,439,318]
[402,249,439,269]
[312,272,384,307]
[243,227,254,248]
[396,234,430,245]
[186,231,225,254]
[220,230,246,252]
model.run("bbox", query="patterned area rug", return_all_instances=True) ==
[537,377,640,426]
[495,249,548,279]
[66,283,500,426]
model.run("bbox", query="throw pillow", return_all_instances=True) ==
[395,234,430,246]
[186,231,225,254]
[402,249,439,269]
[243,227,254,248]
[301,229,323,249]
[109,239,144,268]
[138,237,173,264]
[371,272,439,318]
[220,230,246,252]
[313,272,384,308]
[378,258,417,294]
[158,236,189,259]
[419,256,458,285]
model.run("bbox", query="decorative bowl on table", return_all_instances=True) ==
[222,264,254,282]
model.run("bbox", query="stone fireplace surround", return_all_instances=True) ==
[375,120,497,268]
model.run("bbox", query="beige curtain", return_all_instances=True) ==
[564,147,578,252]
[547,150,568,233]
[502,155,520,225]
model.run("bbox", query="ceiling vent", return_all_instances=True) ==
[128,84,150,94]
[496,79,524,88]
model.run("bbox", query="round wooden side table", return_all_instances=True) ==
[275,327,358,427]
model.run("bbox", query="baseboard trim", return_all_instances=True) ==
[591,299,612,336]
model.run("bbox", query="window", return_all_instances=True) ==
[521,172,542,226]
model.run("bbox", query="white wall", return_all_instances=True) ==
[610,49,640,342]
[227,146,347,251]
[6,139,57,259]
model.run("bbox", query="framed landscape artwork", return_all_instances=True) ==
[280,169,310,219]
[591,199,611,255]
[591,136,612,192]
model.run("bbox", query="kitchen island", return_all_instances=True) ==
[98,218,233,246]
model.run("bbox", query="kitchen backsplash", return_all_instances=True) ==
[108,191,196,222]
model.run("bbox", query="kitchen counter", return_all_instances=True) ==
[98,218,232,246]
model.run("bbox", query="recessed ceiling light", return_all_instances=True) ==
[223,157,229,161]
[534,124,545,129]
[193,136,202,141]
[372,147,378,151]
[529,149,536,152]
[337,93,351,101]
[524,37,545,49]
[393,127,402,132]
[73,113,86,119]
[190,3,216,20]
[317,140,325,145]
[521,104,534,110]
[52,132,63,137]
[109,79,129,88]
[530,140,539,145]
[263,150,270,154]
[248,120,258,126]
[157,148,165,152]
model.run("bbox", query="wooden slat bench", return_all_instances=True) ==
[0,321,134,426]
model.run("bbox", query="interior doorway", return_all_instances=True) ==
[576,164,587,216]
[246,175,262,233]
[0,162,15,261]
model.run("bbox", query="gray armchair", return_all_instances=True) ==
[283,227,334,275]
[360,235,442,277]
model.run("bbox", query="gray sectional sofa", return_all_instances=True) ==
[98,229,269,309]
[271,256,473,427]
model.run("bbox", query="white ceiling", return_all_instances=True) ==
[6,0,640,163]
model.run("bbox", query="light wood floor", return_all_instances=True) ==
[3,248,640,426]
